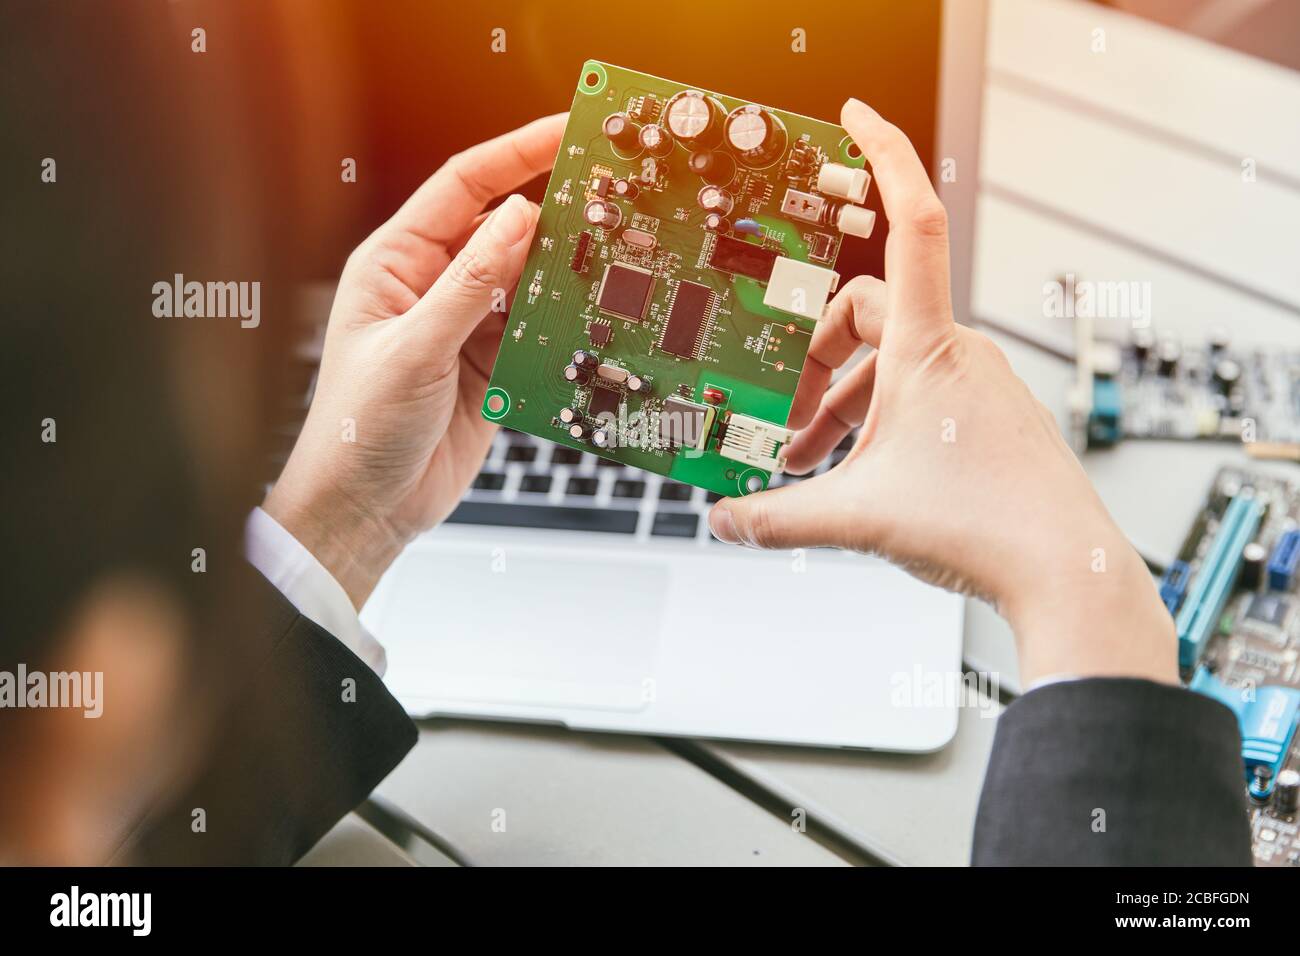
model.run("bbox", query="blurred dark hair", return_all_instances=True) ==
[0,6,299,671]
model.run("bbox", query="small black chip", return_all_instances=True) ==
[588,386,620,421]
[597,262,655,322]
[588,323,612,347]
[660,280,714,359]
[1247,593,1290,627]
[709,234,779,282]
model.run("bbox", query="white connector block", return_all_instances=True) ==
[762,257,840,321]
[817,162,871,204]
[719,413,794,473]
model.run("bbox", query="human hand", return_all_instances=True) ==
[265,114,566,609]
[708,99,1175,686]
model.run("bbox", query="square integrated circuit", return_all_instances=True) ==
[481,60,874,497]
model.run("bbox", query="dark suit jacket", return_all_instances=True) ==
[118,566,417,865]
[119,566,1252,865]
[973,677,1253,865]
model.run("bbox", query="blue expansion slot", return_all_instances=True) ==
[1191,667,1300,796]
[1158,560,1191,614]
[1087,378,1122,447]
[1176,495,1264,668]
[1267,529,1300,591]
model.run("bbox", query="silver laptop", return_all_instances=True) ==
[353,414,963,751]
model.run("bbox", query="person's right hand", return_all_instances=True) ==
[708,98,1176,687]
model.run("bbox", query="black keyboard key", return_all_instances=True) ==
[551,447,583,465]
[446,502,637,534]
[473,472,506,491]
[612,479,646,499]
[705,492,723,503]
[836,432,857,452]
[519,475,552,494]
[659,482,693,501]
[566,476,599,496]
[652,512,699,538]
[505,445,538,463]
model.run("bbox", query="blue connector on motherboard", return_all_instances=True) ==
[1267,529,1300,591]
[1190,667,1300,796]
[1087,378,1122,447]
[1175,495,1264,669]
[1159,560,1191,614]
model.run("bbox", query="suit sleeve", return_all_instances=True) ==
[971,677,1253,866]
[119,564,418,865]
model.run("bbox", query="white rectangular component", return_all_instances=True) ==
[817,162,871,204]
[719,413,794,473]
[762,257,839,321]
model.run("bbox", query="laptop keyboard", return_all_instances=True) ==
[444,428,855,543]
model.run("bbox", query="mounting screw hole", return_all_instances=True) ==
[847,142,862,158]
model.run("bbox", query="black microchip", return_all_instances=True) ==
[588,323,612,347]
[588,385,620,420]
[709,234,779,282]
[1247,593,1290,627]
[597,262,655,322]
[660,280,714,359]
[594,175,611,198]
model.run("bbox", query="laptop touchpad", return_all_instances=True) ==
[369,544,666,713]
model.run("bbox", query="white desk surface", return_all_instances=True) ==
[324,328,1279,866]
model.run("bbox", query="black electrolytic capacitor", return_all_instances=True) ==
[1241,542,1267,590]
[638,123,674,158]
[1276,769,1300,815]
[1157,340,1181,377]
[688,149,736,187]
[602,112,641,153]
[558,407,581,425]
[572,349,598,369]
[563,364,591,386]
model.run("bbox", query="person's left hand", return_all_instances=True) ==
[265,114,566,608]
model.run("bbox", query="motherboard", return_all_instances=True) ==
[482,61,874,497]
[1166,466,1300,865]
[1076,327,1300,460]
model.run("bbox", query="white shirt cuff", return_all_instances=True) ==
[244,507,387,676]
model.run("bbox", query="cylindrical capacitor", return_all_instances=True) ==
[638,123,674,158]
[688,149,736,187]
[1132,327,1155,364]
[1157,340,1181,377]
[558,407,582,425]
[703,212,731,233]
[697,184,734,216]
[1213,358,1241,394]
[612,178,640,200]
[563,364,590,386]
[664,90,725,148]
[602,112,641,153]
[568,422,591,442]
[583,199,622,231]
[724,105,788,168]
[591,427,612,448]
[1242,542,1267,589]
[1275,768,1300,814]
[1249,765,1274,803]
[835,204,877,239]
[626,374,647,394]
[1209,326,1231,354]
[572,349,598,369]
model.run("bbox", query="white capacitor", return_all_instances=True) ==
[835,204,876,239]
[817,163,871,204]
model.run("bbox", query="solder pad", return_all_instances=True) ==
[482,60,868,497]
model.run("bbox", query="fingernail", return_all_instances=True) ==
[489,194,532,245]
[709,505,739,544]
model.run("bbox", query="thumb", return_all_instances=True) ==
[405,193,538,358]
[708,472,854,551]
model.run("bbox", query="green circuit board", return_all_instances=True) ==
[482,61,873,497]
